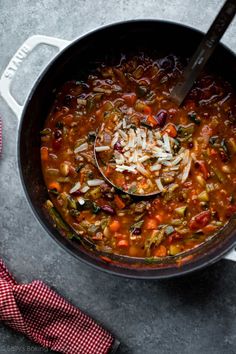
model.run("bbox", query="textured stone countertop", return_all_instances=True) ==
[1,0,236,353]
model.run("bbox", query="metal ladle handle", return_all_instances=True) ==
[170,0,236,106]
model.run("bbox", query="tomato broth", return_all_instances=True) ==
[41,54,236,258]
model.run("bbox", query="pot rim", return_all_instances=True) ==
[17,19,236,279]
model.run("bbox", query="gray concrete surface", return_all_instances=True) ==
[1,0,236,353]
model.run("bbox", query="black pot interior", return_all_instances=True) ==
[18,20,236,278]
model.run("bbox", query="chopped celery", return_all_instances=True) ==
[89,187,102,199]
[165,225,175,235]
[169,244,181,256]
[175,206,187,217]
[211,166,226,183]
[197,191,209,202]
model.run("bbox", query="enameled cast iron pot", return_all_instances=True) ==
[1,20,236,279]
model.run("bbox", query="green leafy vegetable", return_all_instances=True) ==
[188,111,201,125]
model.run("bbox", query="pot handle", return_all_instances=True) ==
[0,35,70,120]
[223,247,236,261]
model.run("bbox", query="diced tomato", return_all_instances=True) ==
[52,137,62,150]
[62,114,73,125]
[122,93,137,106]
[225,205,236,217]
[117,239,129,248]
[145,218,158,229]
[105,165,113,177]
[210,148,217,156]
[189,211,211,230]
[197,161,210,179]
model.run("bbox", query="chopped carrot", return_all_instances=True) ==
[114,195,126,209]
[129,245,139,257]
[115,174,125,186]
[109,220,121,232]
[164,123,177,138]
[145,218,158,229]
[198,161,210,179]
[202,224,217,234]
[48,181,61,192]
[95,109,102,119]
[62,114,73,125]
[143,105,152,115]
[41,146,49,161]
[153,245,167,257]
[122,93,137,106]
[100,256,112,263]
[117,239,129,248]
[105,165,113,177]
[146,114,157,127]
[80,172,85,185]
[155,214,163,223]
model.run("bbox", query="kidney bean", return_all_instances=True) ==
[155,110,167,127]
[52,137,62,150]
[64,94,75,108]
[188,142,194,149]
[132,228,142,235]
[189,211,211,230]
[101,205,115,215]
[114,141,123,153]
[220,151,228,163]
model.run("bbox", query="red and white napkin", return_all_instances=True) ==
[0,259,119,353]
[0,120,119,353]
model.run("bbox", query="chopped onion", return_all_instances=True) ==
[80,185,90,193]
[136,163,149,177]
[116,165,137,172]
[95,146,110,152]
[74,142,88,154]
[87,179,105,186]
[69,181,81,194]
[155,178,164,192]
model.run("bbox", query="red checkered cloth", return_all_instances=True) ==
[0,259,119,353]
[0,120,119,353]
